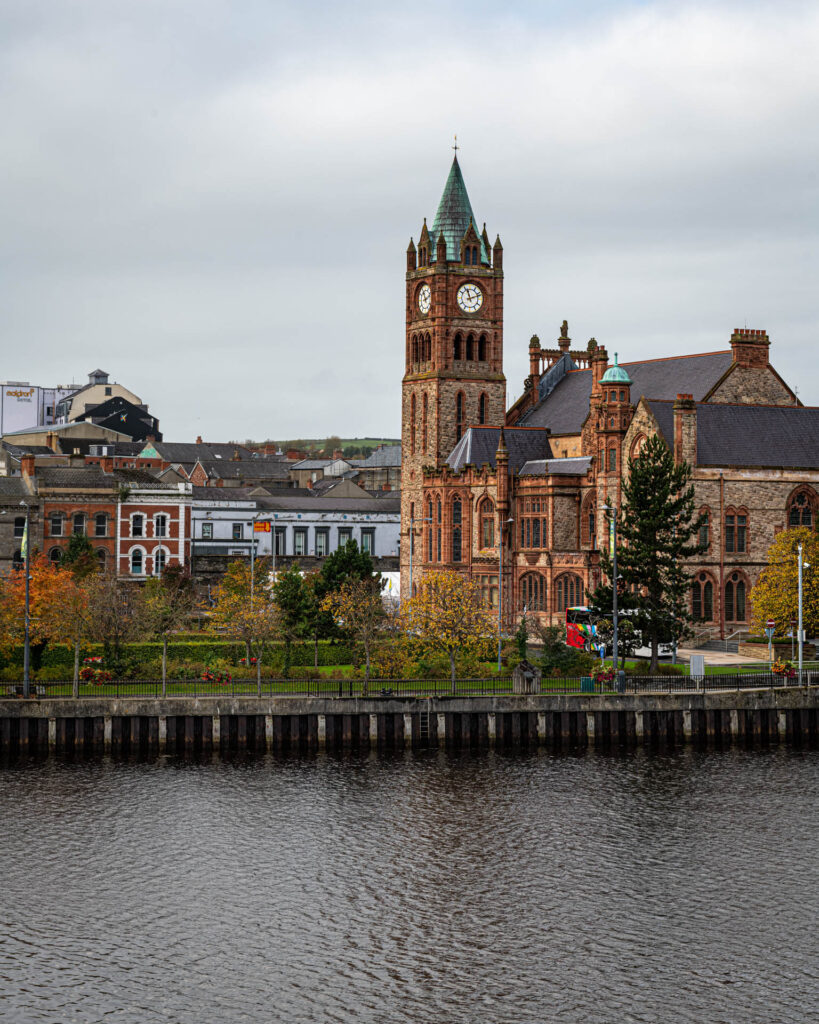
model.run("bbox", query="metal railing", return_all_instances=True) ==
[2,672,814,701]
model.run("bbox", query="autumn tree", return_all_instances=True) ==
[400,570,495,692]
[212,559,281,691]
[137,565,197,694]
[272,564,310,676]
[590,434,705,671]
[751,527,819,637]
[37,567,94,695]
[321,576,386,692]
[84,572,140,672]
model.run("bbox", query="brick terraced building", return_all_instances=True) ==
[402,157,819,638]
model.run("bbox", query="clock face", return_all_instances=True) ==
[417,284,431,314]
[457,282,483,314]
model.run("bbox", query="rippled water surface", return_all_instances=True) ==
[1,748,817,1023]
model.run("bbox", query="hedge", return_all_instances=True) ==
[0,640,358,670]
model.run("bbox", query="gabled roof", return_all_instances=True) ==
[518,351,734,435]
[154,441,252,463]
[644,399,819,469]
[430,156,488,263]
[447,426,552,473]
[359,445,401,468]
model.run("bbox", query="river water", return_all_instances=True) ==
[1,748,817,1024]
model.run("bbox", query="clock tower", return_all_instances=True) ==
[400,154,506,593]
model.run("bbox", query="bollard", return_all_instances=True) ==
[402,713,412,750]
[265,715,273,752]
[586,712,596,746]
[48,717,57,755]
[104,716,113,755]
[317,714,326,749]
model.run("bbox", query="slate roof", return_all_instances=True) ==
[360,445,401,467]
[430,156,489,263]
[447,427,553,473]
[0,478,29,497]
[154,441,252,462]
[518,456,593,477]
[255,495,400,514]
[195,459,291,481]
[1,444,55,456]
[291,459,335,470]
[644,400,819,469]
[518,351,734,435]
[35,466,176,489]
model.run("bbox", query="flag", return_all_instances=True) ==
[21,517,28,561]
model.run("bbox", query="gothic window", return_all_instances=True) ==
[452,497,462,563]
[608,448,617,472]
[473,246,479,263]
[698,509,710,550]
[479,574,498,609]
[456,392,465,441]
[478,334,486,361]
[410,394,416,454]
[454,333,462,361]
[412,336,419,362]
[466,334,474,361]
[520,573,547,612]
[464,246,471,265]
[478,393,487,424]
[581,493,595,549]
[422,393,428,452]
[692,573,714,621]
[426,525,432,562]
[788,490,814,528]
[532,517,540,547]
[725,572,747,622]
[725,509,748,553]
[555,573,584,613]
[436,528,442,562]
[630,434,647,461]
[480,498,495,548]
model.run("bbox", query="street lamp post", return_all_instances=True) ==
[602,503,618,673]
[497,517,514,674]
[407,514,431,604]
[20,501,33,699]
[798,542,807,686]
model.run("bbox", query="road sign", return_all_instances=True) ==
[764,627,775,641]
[766,619,776,628]
[253,521,271,533]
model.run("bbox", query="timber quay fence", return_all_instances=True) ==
[0,678,817,759]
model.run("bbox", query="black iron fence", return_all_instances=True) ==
[1,671,816,700]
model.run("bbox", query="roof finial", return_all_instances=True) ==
[452,133,459,155]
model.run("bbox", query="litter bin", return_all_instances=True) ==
[580,676,594,693]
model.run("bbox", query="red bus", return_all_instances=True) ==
[566,606,595,650]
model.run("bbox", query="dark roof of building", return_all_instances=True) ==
[518,456,593,477]
[190,486,310,502]
[518,351,734,434]
[0,477,29,497]
[644,400,819,468]
[35,465,177,489]
[447,426,553,473]
[291,458,335,470]
[194,459,291,481]
[359,445,401,468]
[2,443,55,456]
[153,441,253,463]
[430,156,488,263]
[255,495,400,514]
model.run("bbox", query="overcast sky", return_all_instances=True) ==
[2,0,817,441]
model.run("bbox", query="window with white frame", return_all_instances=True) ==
[315,528,329,557]
[294,528,307,556]
[361,528,375,555]
[131,548,144,575]
[202,521,213,539]
[338,527,352,548]
[155,514,168,538]
[132,514,144,538]
[232,523,243,540]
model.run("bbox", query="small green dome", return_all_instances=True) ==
[600,353,633,385]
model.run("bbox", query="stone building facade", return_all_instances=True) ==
[402,160,819,638]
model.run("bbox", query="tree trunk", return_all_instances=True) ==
[73,639,80,699]
[245,639,251,665]
[162,637,168,698]
[450,649,457,694]
[650,637,659,674]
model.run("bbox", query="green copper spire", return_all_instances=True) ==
[600,352,633,385]
[430,156,488,263]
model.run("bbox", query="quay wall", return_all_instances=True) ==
[0,689,817,758]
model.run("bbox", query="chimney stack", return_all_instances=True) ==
[20,454,35,483]
[730,328,770,369]
[673,393,697,466]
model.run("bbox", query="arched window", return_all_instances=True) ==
[478,334,486,361]
[132,514,144,538]
[130,548,144,575]
[48,547,62,565]
[422,393,428,452]
[154,547,166,575]
[155,514,168,538]
[410,394,416,454]
[73,512,86,536]
[480,498,495,548]
[96,549,107,568]
[630,434,647,461]
[412,336,419,363]
[725,507,747,553]
[478,393,487,425]
[472,246,478,264]
[788,490,814,528]
[698,508,710,550]
[456,392,465,441]
[452,497,462,562]
[725,572,747,622]
[95,513,107,538]
[49,512,64,537]
[454,333,462,361]
[426,499,433,561]
[520,573,547,612]
[466,334,474,361]
[581,493,595,549]
[555,573,583,613]
[692,572,714,621]
[608,448,617,472]
[464,246,471,265]
[425,333,432,361]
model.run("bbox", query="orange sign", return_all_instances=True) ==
[253,521,271,532]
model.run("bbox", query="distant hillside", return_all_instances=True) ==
[239,436,400,459]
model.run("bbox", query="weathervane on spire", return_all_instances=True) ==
[452,134,459,154]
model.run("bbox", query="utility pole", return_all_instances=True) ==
[602,503,618,672]
[22,502,31,699]
[798,541,804,686]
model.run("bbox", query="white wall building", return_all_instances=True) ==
[0,382,76,435]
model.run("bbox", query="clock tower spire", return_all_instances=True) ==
[400,153,506,594]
